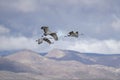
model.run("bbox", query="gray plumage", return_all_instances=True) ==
[36,37,53,44]
[67,31,79,38]
[43,37,52,44]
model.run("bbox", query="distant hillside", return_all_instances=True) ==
[0,57,34,73]
[0,49,120,80]
[0,71,42,80]
[46,49,120,68]
[0,50,19,56]
[5,50,44,64]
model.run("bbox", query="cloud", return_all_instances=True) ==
[52,38,120,54]
[0,0,111,13]
[0,35,54,52]
[0,35,119,54]
[0,36,37,51]
[71,39,120,54]
[68,0,103,5]
[0,0,120,53]
[14,0,37,13]
[112,15,120,31]
[0,25,10,34]
[0,0,37,13]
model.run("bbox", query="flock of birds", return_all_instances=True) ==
[36,26,84,45]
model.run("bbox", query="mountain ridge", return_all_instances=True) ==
[0,49,120,80]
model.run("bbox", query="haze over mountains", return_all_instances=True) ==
[0,49,120,80]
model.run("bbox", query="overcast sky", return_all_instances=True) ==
[0,0,120,54]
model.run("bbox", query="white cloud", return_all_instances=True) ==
[14,0,37,13]
[0,35,119,54]
[0,36,37,51]
[61,0,103,6]
[80,0,102,5]
[112,15,120,31]
[52,38,120,54]
[70,39,120,54]
[0,25,10,34]
[0,36,54,52]
[0,0,109,13]
[0,0,119,53]
[0,0,37,13]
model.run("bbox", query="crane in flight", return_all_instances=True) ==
[65,31,84,38]
[36,26,84,45]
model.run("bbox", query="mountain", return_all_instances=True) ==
[0,71,38,80]
[5,50,44,64]
[5,50,47,74]
[46,49,66,58]
[0,57,34,73]
[46,49,120,68]
[0,49,120,80]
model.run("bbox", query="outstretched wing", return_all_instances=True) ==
[50,33,58,41]
[43,37,52,44]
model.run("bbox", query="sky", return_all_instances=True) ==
[0,0,120,54]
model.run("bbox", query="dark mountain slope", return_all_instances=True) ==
[0,57,34,73]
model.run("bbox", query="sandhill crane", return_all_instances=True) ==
[36,37,53,44]
[41,26,58,40]
[66,31,79,38]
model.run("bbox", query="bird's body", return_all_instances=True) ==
[43,37,52,44]
[36,37,53,44]
[67,31,79,38]
[41,26,58,40]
